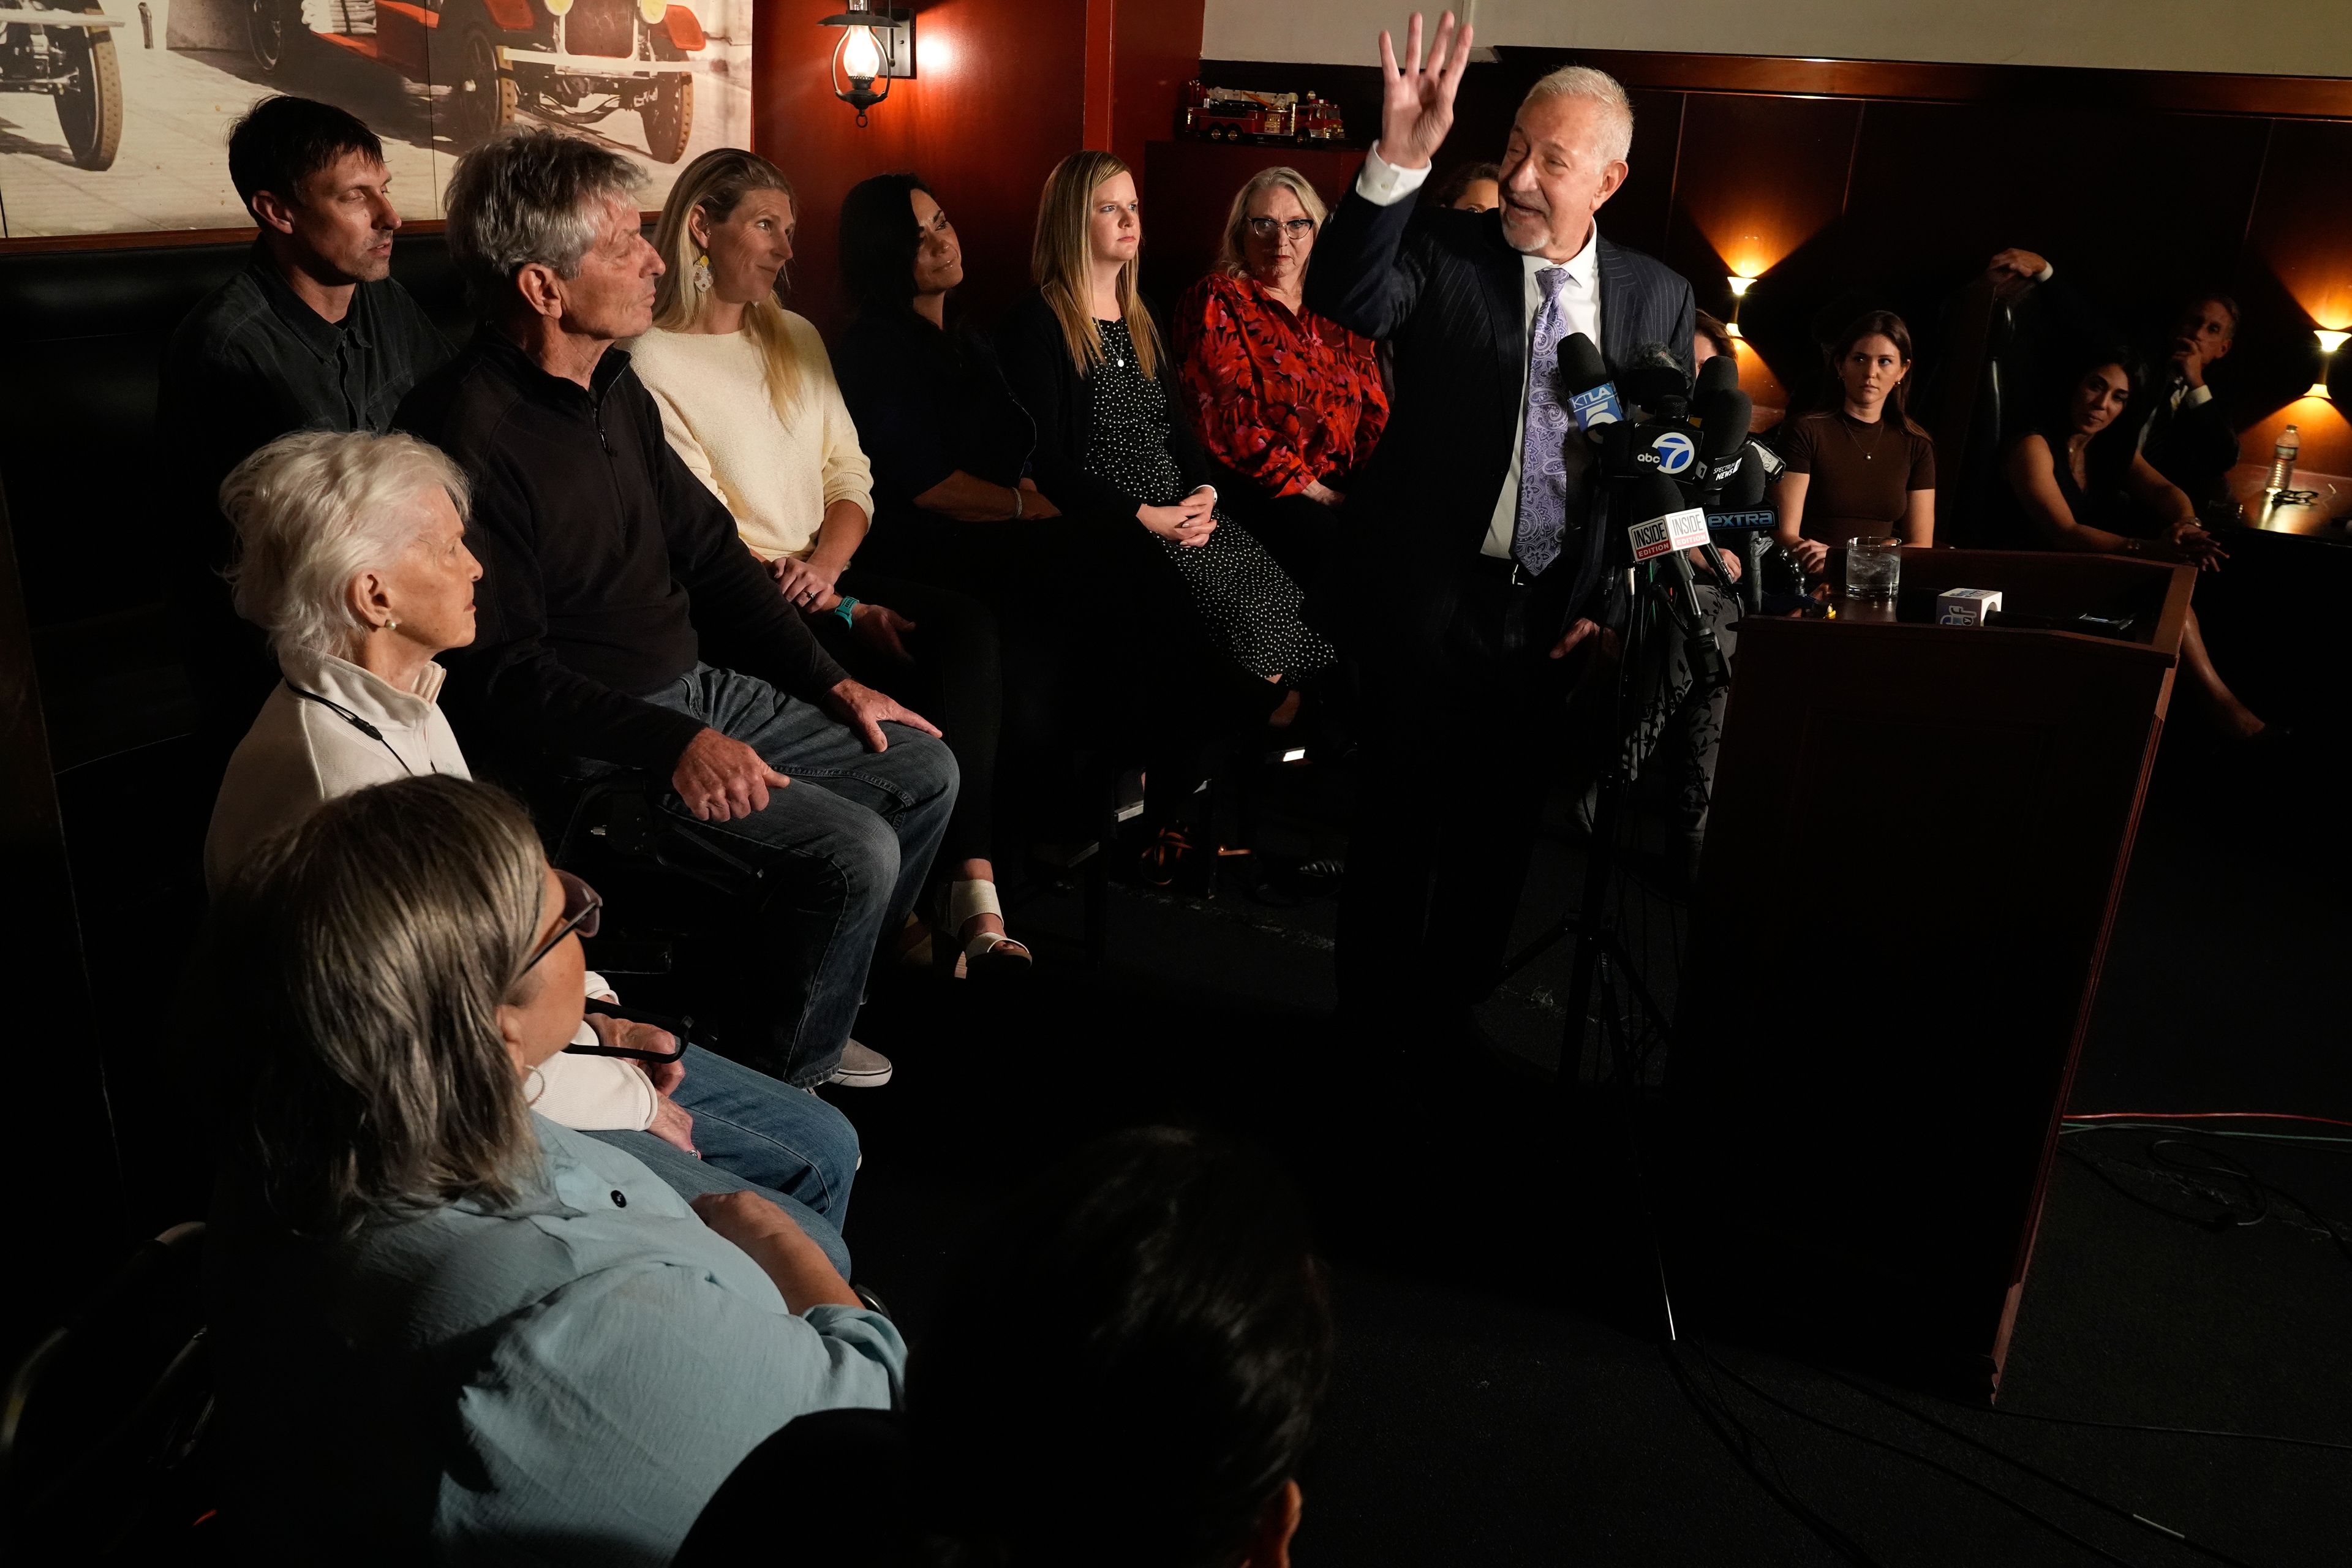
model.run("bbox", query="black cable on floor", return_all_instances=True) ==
[1956,1400,2352,1459]
[1658,1343,1888,1567]
[1697,1346,2149,1567]
[1819,1368,2268,1568]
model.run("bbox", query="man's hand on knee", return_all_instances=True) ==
[673,727,793,821]
[825,678,943,753]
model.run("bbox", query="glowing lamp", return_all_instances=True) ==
[820,1,914,126]
[1724,322,1744,339]
[1727,275,1757,297]
[2310,330,2351,399]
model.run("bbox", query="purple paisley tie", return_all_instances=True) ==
[1512,265,1573,575]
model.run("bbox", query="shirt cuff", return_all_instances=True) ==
[1356,144,1431,207]
[2183,383,2214,409]
[2034,262,2055,284]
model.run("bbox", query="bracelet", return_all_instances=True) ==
[832,595,860,628]
[1009,484,1025,521]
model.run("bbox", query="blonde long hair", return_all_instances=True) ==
[1216,165,1327,279]
[1032,149,1161,380]
[651,148,807,423]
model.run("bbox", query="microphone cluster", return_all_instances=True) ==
[1555,333,1757,684]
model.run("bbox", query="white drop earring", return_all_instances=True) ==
[693,252,712,293]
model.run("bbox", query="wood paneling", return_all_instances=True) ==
[1197,47,2352,469]
[753,0,1089,338]
[1138,140,1362,307]
[1583,48,2352,121]
[1107,0,1207,179]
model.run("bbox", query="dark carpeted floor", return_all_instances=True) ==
[822,741,2350,1568]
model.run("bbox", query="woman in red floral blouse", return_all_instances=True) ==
[1175,166,1389,589]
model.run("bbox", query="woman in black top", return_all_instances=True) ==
[834,172,1137,895]
[2000,350,2266,741]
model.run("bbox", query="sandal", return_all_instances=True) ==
[941,878,1033,979]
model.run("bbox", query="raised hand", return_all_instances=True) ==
[1377,10,1475,171]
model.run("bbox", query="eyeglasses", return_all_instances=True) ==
[521,869,602,975]
[1245,217,1316,240]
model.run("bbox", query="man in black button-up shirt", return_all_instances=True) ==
[399,129,955,1091]
[159,96,452,745]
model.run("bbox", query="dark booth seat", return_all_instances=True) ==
[0,231,470,772]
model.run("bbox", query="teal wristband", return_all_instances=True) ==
[831,595,860,628]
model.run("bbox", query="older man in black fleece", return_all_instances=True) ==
[398,130,953,1092]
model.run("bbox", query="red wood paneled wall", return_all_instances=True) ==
[1195,48,2352,472]
[753,0,1088,339]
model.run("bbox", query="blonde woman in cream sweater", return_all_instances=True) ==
[631,149,1027,978]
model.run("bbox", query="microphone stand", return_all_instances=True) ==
[1498,479,1731,1090]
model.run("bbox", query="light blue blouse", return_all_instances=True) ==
[209,1114,905,1566]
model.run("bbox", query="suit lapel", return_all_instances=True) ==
[1596,233,1637,369]
[1476,214,1526,409]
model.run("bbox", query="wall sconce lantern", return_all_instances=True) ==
[1725,275,1757,339]
[2308,329,2349,399]
[820,0,914,127]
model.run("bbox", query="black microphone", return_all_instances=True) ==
[1624,473,1707,563]
[1619,342,1691,419]
[1556,331,1624,433]
[1687,387,1752,590]
[1730,440,1775,504]
[1623,475,1730,690]
[1694,351,1740,401]
[1692,387,1754,496]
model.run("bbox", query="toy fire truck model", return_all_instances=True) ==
[1178,82,1344,145]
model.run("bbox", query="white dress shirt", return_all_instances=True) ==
[1355,145,1603,560]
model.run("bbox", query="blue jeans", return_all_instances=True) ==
[584,1046,861,1277]
[581,663,958,1086]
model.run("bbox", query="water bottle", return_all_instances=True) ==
[2267,424,2299,493]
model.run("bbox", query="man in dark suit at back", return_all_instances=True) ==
[1307,12,1698,1053]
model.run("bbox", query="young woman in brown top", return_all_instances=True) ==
[1771,311,1937,572]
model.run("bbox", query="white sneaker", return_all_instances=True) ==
[824,1040,894,1088]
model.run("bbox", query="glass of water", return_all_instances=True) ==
[1844,536,1902,605]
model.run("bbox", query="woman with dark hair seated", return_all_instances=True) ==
[1999,349,2266,740]
[678,1126,1332,1568]
[1173,165,1389,589]
[199,775,905,1566]
[832,170,1137,872]
[1770,309,1936,573]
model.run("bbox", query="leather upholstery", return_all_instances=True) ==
[0,233,469,765]
[0,233,469,628]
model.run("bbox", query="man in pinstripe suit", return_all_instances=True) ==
[1307,12,1698,1049]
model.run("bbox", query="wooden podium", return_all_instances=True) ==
[1665,548,2194,1398]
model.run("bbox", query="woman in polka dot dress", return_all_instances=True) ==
[996,150,1335,698]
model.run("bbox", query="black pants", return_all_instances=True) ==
[816,567,1003,875]
[1336,567,1608,1032]
[860,509,1281,832]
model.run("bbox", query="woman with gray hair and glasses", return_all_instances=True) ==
[204,428,863,1276]
[1173,165,1389,589]
[199,775,904,1564]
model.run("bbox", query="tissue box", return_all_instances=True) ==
[1937,587,2003,627]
